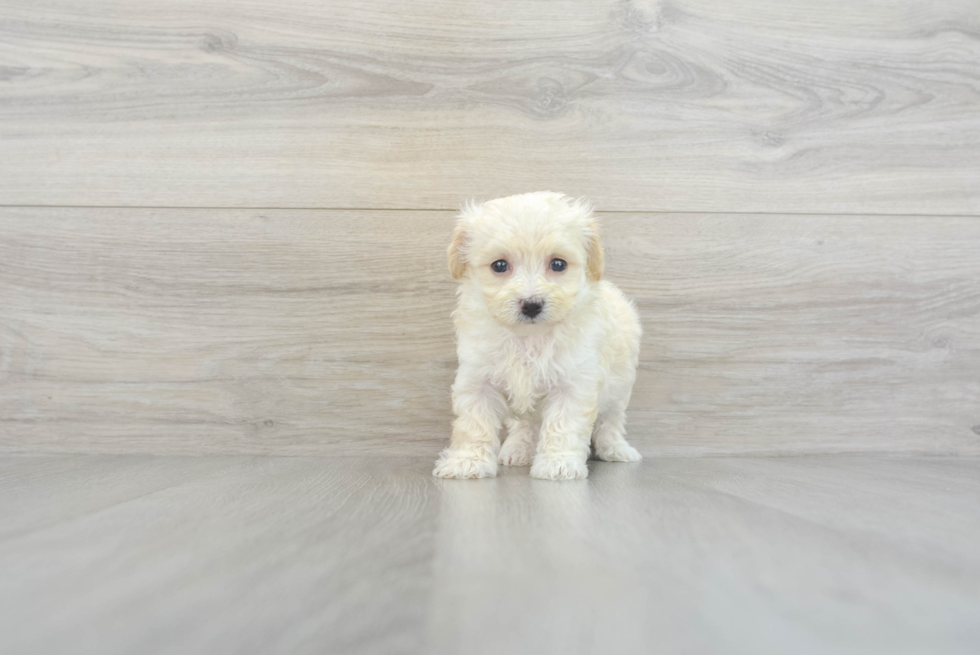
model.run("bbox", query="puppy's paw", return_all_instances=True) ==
[432,449,497,479]
[498,438,534,466]
[530,453,588,481]
[596,443,642,462]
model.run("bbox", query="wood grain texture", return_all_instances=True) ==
[2,454,979,655]
[1,0,979,212]
[1,207,978,456]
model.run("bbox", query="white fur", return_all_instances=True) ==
[433,191,642,481]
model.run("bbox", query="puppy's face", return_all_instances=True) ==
[449,192,603,331]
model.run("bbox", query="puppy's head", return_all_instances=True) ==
[448,191,603,331]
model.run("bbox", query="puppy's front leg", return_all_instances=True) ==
[432,371,506,479]
[530,384,596,481]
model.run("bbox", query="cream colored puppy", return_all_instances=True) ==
[433,191,642,481]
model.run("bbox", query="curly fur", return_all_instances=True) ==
[433,192,642,481]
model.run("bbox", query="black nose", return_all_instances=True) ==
[521,300,543,318]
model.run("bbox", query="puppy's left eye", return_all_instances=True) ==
[550,258,567,272]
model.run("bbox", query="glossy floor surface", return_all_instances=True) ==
[2,454,978,654]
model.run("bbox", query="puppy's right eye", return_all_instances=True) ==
[491,260,509,273]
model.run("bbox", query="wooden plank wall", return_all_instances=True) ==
[2,0,979,212]
[1,0,979,455]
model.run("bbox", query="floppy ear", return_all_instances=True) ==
[584,219,604,281]
[447,220,467,280]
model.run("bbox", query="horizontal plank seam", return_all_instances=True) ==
[1,204,979,218]
[0,451,975,460]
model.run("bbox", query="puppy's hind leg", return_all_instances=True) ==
[593,404,642,462]
[498,418,538,466]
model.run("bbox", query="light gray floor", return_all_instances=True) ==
[2,455,979,654]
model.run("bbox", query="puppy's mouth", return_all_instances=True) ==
[505,309,557,331]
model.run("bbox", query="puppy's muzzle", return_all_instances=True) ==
[520,298,544,319]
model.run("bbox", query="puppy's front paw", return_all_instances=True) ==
[498,438,534,466]
[530,453,588,481]
[596,443,642,462]
[432,449,497,479]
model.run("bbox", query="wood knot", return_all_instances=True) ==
[200,32,237,53]
[533,78,567,118]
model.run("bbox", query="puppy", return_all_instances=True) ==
[433,191,642,481]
